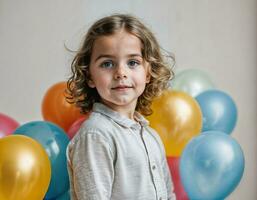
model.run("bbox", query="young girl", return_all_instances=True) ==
[66,14,176,200]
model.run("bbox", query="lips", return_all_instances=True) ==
[111,85,133,90]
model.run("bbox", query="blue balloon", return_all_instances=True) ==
[195,90,237,134]
[180,131,244,200]
[13,121,70,199]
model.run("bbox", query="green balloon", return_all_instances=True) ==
[170,69,215,97]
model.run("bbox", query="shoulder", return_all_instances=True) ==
[145,125,166,153]
[78,112,114,133]
[69,111,117,149]
[146,126,162,143]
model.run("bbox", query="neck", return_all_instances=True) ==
[100,100,137,120]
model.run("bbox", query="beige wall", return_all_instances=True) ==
[0,0,256,199]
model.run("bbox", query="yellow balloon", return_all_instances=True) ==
[0,135,51,200]
[147,90,202,156]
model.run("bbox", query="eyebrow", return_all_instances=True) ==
[94,54,142,62]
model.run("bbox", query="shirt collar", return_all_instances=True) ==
[92,102,149,129]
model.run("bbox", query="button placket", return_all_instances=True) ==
[139,125,165,199]
[151,160,166,200]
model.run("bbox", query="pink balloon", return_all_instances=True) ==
[67,113,90,139]
[167,157,189,200]
[0,113,20,138]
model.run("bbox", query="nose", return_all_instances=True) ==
[114,65,127,79]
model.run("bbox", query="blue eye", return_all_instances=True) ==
[101,61,114,68]
[128,60,139,68]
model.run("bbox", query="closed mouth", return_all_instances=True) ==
[111,85,133,89]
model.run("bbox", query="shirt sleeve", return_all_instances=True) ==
[147,126,176,200]
[162,156,176,200]
[67,132,114,200]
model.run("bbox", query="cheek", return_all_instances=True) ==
[133,76,148,93]
[89,68,110,87]
[94,76,111,89]
[134,70,149,84]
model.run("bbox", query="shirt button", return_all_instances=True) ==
[152,165,156,170]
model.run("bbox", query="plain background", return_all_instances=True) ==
[0,0,256,199]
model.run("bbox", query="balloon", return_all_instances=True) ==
[170,69,215,97]
[180,131,245,200]
[41,82,85,131]
[55,190,70,200]
[0,113,19,138]
[167,157,189,200]
[0,135,51,200]
[195,90,237,134]
[147,90,202,156]
[13,121,70,199]
[67,113,90,139]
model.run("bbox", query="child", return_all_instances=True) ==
[66,14,176,200]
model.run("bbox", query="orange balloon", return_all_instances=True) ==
[147,90,202,156]
[42,82,85,131]
[0,135,51,200]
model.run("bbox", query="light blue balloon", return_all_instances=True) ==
[180,131,244,200]
[195,90,237,134]
[13,121,70,199]
[170,68,215,97]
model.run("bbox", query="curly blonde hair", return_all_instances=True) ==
[66,14,175,116]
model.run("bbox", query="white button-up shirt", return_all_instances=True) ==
[67,103,176,200]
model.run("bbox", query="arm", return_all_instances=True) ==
[162,156,176,200]
[67,132,114,200]
[147,126,176,200]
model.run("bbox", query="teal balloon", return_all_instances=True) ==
[196,90,237,134]
[170,69,215,97]
[13,121,70,199]
[180,131,245,200]
[56,190,70,200]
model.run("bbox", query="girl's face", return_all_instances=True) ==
[88,30,150,117]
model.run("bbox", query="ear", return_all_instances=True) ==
[146,73,151,83]
[87,78,96,88]
[145,63,151,83]
[86,68,96,88]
